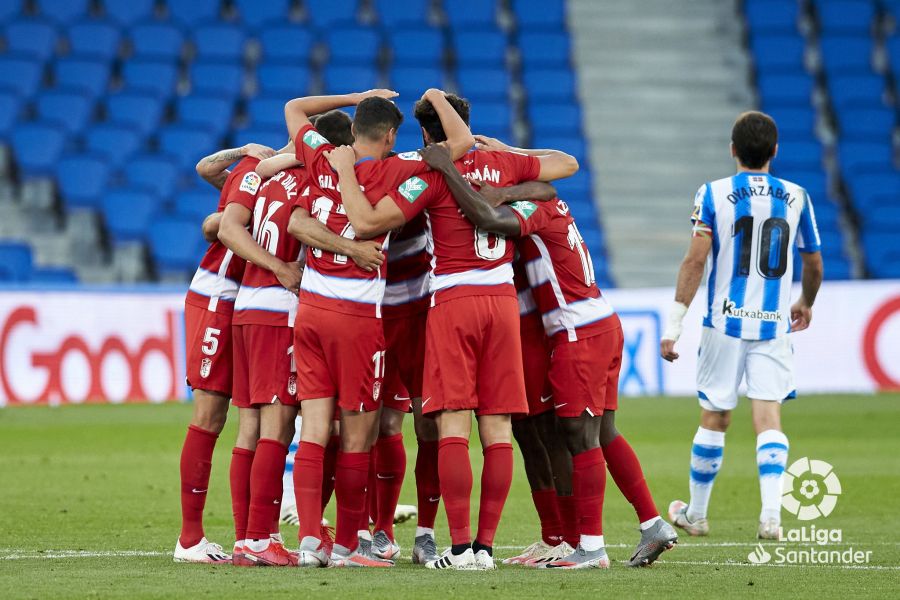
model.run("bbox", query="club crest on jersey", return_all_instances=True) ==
[372,380,382,402]
[396,151,422,161]
[398,176,428,203]
[200,358,212,378]
[303,129,328,149]
[287,374,296,396]
[509,200,537,219]
[239,172,261,194]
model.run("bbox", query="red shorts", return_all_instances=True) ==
[518,311,553,420]
[422,295,527,417]
[293,304,385,413]
[184,302,233,396]
[549,317,623,418]
[232,324,298,409]
[382,310,427,413]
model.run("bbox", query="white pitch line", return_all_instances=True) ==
[496,541,900,550]
[652,559,900,572]
[0,550,168,560]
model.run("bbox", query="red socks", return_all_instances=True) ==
[374,433,407,539]
[476,442,513,548]
[294,441,325,541]
[245,439,288,540]
[604,434,659,523]
[438,437,473,545]
[179,425,219,547]
[556,493,579,547]
[229,447,255,542]
[321,435,340,510]
[572,447,606,537]
[531,488,564,546]
[334,451,370,551]
[415,439,440,529]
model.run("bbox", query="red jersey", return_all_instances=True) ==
[293,123,429,317]
[233,167,306,327]
[186,157,262,314]
[513,198,616,344]
[383,215,430,317]
[388,149,541,305]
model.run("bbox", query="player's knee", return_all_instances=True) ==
[701,409,731,432]
[190,390,229,433]
[379,408,404,438]
[598,411,619,447]
[414,416,438,442]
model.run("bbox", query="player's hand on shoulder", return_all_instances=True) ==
[790,299,812,332]
[471,178,505,207]
[660,338,679,362]
[419,143,452,169]
[356,89,399,102]
[350,240,385,272]
[474,134,511,153]
[324,145,356,173]
[243,143,277,161]
[275,260,303,294]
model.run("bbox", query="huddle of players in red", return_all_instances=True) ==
[174,87,678,570]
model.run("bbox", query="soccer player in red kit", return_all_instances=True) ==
[326,93,575,570]
[423,140,680,569]
[283,88,474,568]
[174,142,275,564]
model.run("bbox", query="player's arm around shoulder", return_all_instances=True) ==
[474,134,578,181]
[196,144,276,190]
[286,204,385,272]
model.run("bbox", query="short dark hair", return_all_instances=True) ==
[313,109,354,146]
[732,111,778,169]
[414,94,470,143]
[353,97,403,141]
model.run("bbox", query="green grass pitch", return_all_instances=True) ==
[1,394,898,599]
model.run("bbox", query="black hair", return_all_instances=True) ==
[732,111,778,169]
[353,97,403,141]
[413,93,471,143]
[313,109,354,146]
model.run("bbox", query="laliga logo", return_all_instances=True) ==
[781,457,842,521]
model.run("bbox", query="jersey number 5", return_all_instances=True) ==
[733,216,790,279]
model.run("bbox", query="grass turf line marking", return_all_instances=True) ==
[653,559,900,571]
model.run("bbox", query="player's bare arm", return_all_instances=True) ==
[201,212,221,243]
[421,88,476,160]
[255,141,298,179]
[218,203,302,293]
[660,233,713,362]
[791,251,823,332]
[472,179,558,208]
[474,134,579,181]
[420,143,522,236]
[196,144,276,190]
[287,207,385,272]
[284,89,399,140]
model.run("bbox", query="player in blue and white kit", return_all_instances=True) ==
[659,112,824,540]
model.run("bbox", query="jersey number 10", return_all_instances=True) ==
[733,216,790,279]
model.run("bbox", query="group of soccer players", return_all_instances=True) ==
[171,84,823,571]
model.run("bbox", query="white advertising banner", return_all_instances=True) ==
[0,280,897,406]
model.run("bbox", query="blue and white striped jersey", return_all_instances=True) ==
[692,172,821,341]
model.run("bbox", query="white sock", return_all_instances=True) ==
[757,429,789,523]
[416,526,435,538]
[245,538,269,552]
[687,427,725,521]
[580,534,605,552]
[281,418,302,504]
[639,516,662,531]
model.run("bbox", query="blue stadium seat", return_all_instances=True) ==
[394,131,423,154]
[523,69,576,102]
[231,126,287,153]
[777,170,828,201]
[305,0,360,27]
[554,169,592,200]
[259,25,316,62]
[130,22,185,60]
[193,23,247,61]
[0,92,21,138]
[457,67,509,101]
[864,204,900,232]
[122,60,179,98]
[515,0,565,30]
[246,96,288,129]
[168,0,220,27]
[838,107,895,139]
[176,95,235,136]
[102,188,159,241]
[528,102,582,136]
[816,0,875,34]
[827,73,885,109]
[846,172,900,212]
[470,102,512,138]
[765,106,816,137]
[773,140,823,170]
[159,126,219,171]
[744,0,799,32]
[757,73,814,105]
[30,267,78,283]
[149,215,204,272]
[173,186,219,222]
[85,124,143,168]
[374,0,429,26]
[11,122,66,176]
[126,154,180,197]
[54,154,112,208]
[53,58,110,97]
[819,36,872,73]
[532,135,586,164]
[190,62,244,96]
[750,34,806,70]
[837,140,894,173]
[323,65,377,94]
[35,90,95,135]
[0,0,22,23]
[453,30,507,65]
[326,26,381,64]
[67,20,122,60]
[0,57,42,98]
[387,28,443,66]
[862,232,900,278]
[0,242,33,282]
[445,0,497,29]
[519,32,570,66]
[35,0,91,24]
[257,63,311,97]
[234,0,291,30]
[4,19,59,62]
[104,0,156,26]
[389,66,444,97]
[104,92,164,135]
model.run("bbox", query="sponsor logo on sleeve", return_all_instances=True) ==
[509,200,537,219]
[396,151,422,161]
[239,172,262,195]
[302,129,328,149]
[398,176,428,203]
